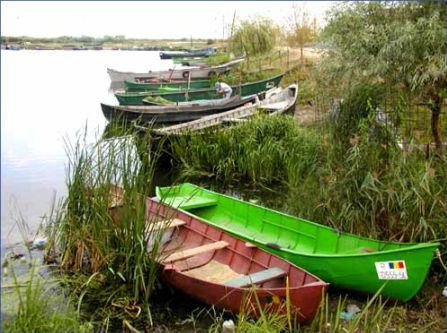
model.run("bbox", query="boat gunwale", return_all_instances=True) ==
[150,198,329,291]
[114,73,285,98]
[156,184,440,259]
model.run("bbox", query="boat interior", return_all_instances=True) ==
[146,200,319,289]
[157,184,414,256]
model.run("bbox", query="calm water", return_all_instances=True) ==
[1,50,173,246]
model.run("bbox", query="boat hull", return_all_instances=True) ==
[107,57,244,83]
[154,84,298,136]
[115,73,284,105]
[101,95,257,124]
[156,183,439,301]
[124,79,210,92]
[143,197,327,322]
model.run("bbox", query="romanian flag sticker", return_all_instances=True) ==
[375,260,408,280]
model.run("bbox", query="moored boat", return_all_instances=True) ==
[124,79,210,92]
[153,84,298,136]
[160,47,216,59]
[110,188,328,322]
[155,183,440,301]
[115,73,284,105]
[107,57,244,83]
[101,95,258,124]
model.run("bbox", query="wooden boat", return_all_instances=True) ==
[115,73,284,105]
[101,95,258,124]
[110,188,328,322]
[153,84,298,136]
[159,48,216,59]
[173,58,209,67]
[155,183,440,301]
[124,79,210,92]
[107,57,244,83]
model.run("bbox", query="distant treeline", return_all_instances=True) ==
[1,35,219,45]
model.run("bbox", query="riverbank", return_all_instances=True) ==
[1,36,226,51]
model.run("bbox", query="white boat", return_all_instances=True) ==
[153,84,298,136]
[107,58,245,83]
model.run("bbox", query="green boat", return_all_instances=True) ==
[156,183,440,301]
[124,79,211,92]
[115,73,284,105]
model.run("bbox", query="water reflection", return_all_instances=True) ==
[1,50,173,246]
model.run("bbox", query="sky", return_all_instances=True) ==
[1,1,335,39]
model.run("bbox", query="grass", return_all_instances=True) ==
[42,122,172,331]
[165,111,446,331]
[1,263,91,333]
[169,115,321,185]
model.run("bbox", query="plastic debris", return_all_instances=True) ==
[32,238,47,250]
[442,286,447,298]
[222,320,235,333]
[340,304,361,320]
[346,303,361,314]
[340,311,356,320]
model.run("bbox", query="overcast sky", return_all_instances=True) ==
[1,1,335,39]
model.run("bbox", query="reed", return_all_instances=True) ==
[1,264,90,333]
[169,115,321,185]
[170,107,445,243]
[44,122,167,330]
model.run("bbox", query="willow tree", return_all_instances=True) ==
[322,1,446,149]
[229,17,278,66]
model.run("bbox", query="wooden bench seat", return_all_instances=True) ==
[163,241,229,263]
[223,267,286,288]
[148,218,186,231]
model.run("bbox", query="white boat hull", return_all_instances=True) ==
[107,58,245,82]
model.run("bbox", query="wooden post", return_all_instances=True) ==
[186,72,191,101]
[287,49,290,69]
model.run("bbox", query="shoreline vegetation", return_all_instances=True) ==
[1,35,226,51]
[2,2,447,332]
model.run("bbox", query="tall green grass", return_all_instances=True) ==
[44,123,166,330]
[2,265,91,333]
[169,115,321,185]
[168,113,446,244]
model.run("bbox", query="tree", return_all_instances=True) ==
[322,2,446,149]
[286,3,317,61]
[229,17,278,64]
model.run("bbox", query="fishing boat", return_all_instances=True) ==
[155,183,440,301]
[115,73,284,105]
[107,57,244,83]
[172,58,209,67]
[101,95,258,124]
[124,78,210,92]
[159,47,216,59]
[153,84,298,136]
[110,188,328,321]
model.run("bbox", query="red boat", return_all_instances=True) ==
[141,197,328,323]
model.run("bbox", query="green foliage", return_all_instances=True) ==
[2,267,91,333]
[321,1,447,145]
[330,82,386,151]
[169,114,446,243]
[169,116,321,185]
[143,95,173,105]
[45,123,166,330]
[205,53,231,66]
[286,4,318,59]
[210,68,282,88]
[229,17,278,58]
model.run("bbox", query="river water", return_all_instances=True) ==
[1,50,173,247]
